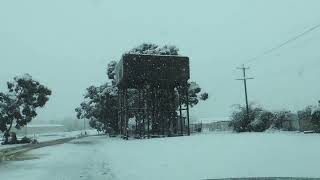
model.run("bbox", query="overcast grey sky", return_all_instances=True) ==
[1,0,320,122]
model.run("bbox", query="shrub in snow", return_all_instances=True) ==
[230,104,263,132]
[298,106,313,122]
[230,103,300,132]
[20,136,31,144]
[271,110,295,131]
[250,111,274,132]
[311,108,320,132]
[297,105,320,132]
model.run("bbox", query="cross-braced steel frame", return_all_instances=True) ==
[118,83,190,139]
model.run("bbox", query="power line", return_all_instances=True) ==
[244,23,320,65]
[212,23,320,111]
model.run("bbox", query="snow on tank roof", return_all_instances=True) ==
[124,53,189,58]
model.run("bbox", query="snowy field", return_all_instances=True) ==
[1,132,320,180]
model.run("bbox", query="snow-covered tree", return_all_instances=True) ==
[75,83,118,134]
[0,74,52,138]
[127,43,179,55]
[107,61,117,85]
[89,119,106,133]
[200,92,209,101]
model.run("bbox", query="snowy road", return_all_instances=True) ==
[1,132,320,180]
[0,136,115,180]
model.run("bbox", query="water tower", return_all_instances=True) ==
[115,53,190,138]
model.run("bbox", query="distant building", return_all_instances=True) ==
[191,117,232,132]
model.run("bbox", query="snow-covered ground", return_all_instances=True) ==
[1,132,320,180]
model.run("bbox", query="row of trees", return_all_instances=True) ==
[0,74,51,144]
[230,104,320,133]
[75,43,209,134]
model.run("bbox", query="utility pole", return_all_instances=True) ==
[83,118,86,135]
[236,64,254,118]
[25,124,27,137]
